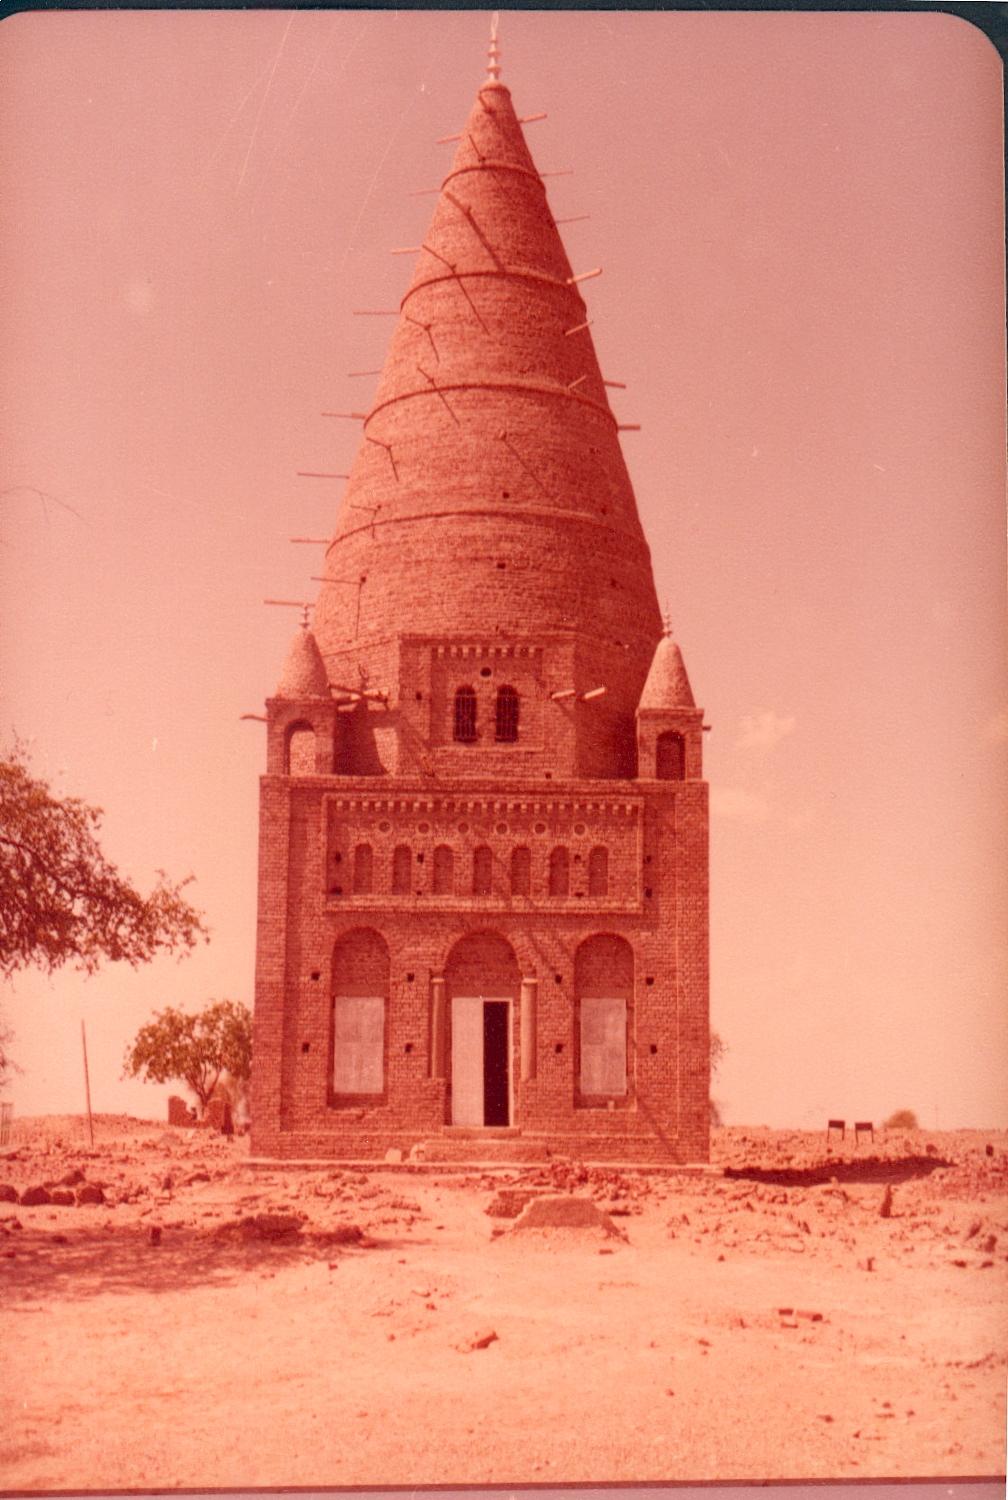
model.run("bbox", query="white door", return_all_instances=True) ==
[451,996,484,1125]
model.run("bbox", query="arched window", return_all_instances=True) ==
[575,934,633,1101]
[510,845,531,897]
[472,845,493,896]
[656,730,685,781]
[392,845,411,894]
[285,722,315,775]
[432,845,454,895]
[495,685,519,742]
[352,844,373,895]
[549,846,570,897]
[588,846,609,897]
[331,928,389,1098]
[453,686,477,743]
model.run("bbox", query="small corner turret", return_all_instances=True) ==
[266,622,338,776]
[276,622,330,700]
[636,632,705,780]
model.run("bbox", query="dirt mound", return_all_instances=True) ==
[217,1212,304,1241]
[485,1187,544,1218]
[310,1223,364,1247]
[508,1194,627,1240]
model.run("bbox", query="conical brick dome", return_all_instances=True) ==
[313,74,663,697]
[275,625,329,699]
[639,635,696,711]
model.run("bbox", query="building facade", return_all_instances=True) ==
[251,53,710,1163]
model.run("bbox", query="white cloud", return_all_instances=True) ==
[711,786,770,823]
[982,711,1008,744]
[736,710,796,751]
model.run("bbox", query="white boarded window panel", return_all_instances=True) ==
[580,996,627,1096]
[333,995,385,1094]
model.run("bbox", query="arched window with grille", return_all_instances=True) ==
[656,730,685,780]
[472,845,493,896]
[495,685,519,742]
[510,845,531,897]
[392,845,411,894]
[588,846,609,897]
[548,846,570,897]
[352,844,373,895]
[453,685,477,743]
[432,845,454,895]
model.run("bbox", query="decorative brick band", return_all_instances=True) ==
[322,502,647,554]
[323,795,641,817]
[440,160,547,190]
[363,373,615,431]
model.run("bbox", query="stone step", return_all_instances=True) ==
[415,1134,551,1163]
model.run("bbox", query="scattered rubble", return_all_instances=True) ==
[458,1328,498,1352]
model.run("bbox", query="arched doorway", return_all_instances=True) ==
[443,931,520,1127]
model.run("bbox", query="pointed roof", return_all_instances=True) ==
[275,626,329,699]
[312,64,663,680]
[638,635,696,711]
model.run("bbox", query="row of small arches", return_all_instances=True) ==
[286,718,687,779]
[333,843,610,898]
[454,684,518,744]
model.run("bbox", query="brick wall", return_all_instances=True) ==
[251,762,710,1163]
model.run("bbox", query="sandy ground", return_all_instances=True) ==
[0,1118,1005,1490]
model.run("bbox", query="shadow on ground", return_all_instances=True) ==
[0,1224,386,1303]
[723,1154,952,1187]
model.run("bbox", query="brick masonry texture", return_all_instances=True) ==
[251,75,710,1163]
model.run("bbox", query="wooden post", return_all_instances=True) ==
[81,1019,94,1148]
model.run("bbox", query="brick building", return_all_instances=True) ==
[251,45,710,1163]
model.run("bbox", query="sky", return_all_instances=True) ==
[1,8,1005,1130]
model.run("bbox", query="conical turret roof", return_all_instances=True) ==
[639,635,696,711]
[275,625,329,699]
[313,69,663,685]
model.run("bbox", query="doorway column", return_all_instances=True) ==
[520,976,538,1082]
[430,974,446,1079]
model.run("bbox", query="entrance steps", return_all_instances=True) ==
[416,1128,551,1163]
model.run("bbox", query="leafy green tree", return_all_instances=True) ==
[124,1000,252,1116]
[0,742,207,978]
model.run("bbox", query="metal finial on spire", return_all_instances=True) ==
[662,604,673,637]
[486,12,502,82]
[263,598,313,631]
